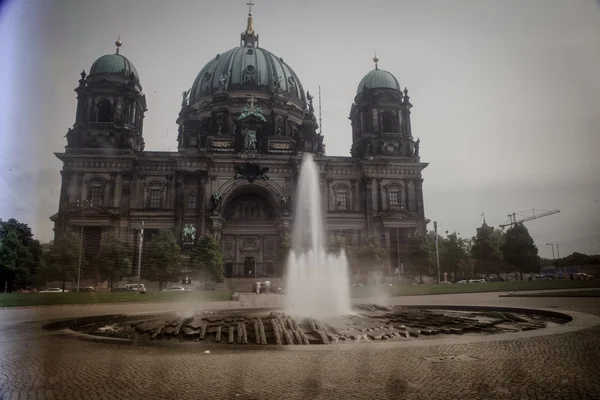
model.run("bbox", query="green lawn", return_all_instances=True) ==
[0,290,234,308]
[503,289,600,298]
[350,279,600,298]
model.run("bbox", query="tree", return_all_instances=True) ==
[327,232,350,256]
[97,235,131,290]
[276,233,292,276]
[500,223,540,280]
[0,218,43,288]
[353,235,387,273]
[471,225,505,276]
[0,229,33,292]
[46,232,81,291]
[192,235,224,288]
[407,233,434,283]
[144,229,181,291]
[440,232,471,281]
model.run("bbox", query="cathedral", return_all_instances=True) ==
[51,7,429,279]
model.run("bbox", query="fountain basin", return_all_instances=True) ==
[47,305,572,348]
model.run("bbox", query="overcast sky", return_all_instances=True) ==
[1,0,599,258]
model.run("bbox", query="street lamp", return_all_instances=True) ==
[75,199,91,292]
[545,243,555,261]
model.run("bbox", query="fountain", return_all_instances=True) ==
[55,158,571,347]
[285,153,352,318]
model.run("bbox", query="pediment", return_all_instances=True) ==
[65,204,116,218]
[381,209,418,220]
[240,244,258,252]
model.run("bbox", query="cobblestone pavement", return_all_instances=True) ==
[1,293,600,400]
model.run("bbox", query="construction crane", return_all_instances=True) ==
[499,209,561,228]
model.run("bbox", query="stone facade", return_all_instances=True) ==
[51,15,428,279]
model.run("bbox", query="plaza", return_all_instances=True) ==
[1,291,599,400]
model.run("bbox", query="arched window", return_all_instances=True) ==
[97,99,112,122]
[385,183,404,211]
[89,177,105,206]
[333,183,351,212]
[148,181,164,209]
[382,111,395,133]
[187,193,197,209]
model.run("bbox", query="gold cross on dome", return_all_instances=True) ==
[246,1,254,14]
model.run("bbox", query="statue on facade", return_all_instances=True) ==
[306,91,314,114]
[113,97,124,122]
[273,77,284,94]
[211,192,222,208]
[182,224,196,244]
[316,134,324,154]
[243,126,257,150]
[177,124,183,144]
[294,129,304,152]
[181,89,190,106]
[217,124,223,136]
[276,125,282,136]
[414,138,420,157]
[217,73,229,91]
[280,194,291,209]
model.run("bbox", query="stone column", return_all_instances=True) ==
[372,108,379,133]
[197,171,207,236]
[174,173,185,242]
[352,180,359,212]
[56,170,71,237]
[234,235,240,277]
[120,172,132,219]
[384,228,392,276]
[78,173,85,201]
[259,234,265,277]
[415,178,426,233]
[113,173,122,209]
[108,172,117,208]
[364,178,374,235]
[376,178,383,211]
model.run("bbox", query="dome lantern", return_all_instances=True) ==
[241,1,259,48]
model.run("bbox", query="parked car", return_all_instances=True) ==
[486,276,505,282]
[162,286,186,292]
[39,288,64,293]
[112,284,146,292]
[72,286,95,292]
[469,279,486,284]
[532,275,550,281]
[456,280,468,284]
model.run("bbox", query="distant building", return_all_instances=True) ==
[50,8,428,278]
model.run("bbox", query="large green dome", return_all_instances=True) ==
[356,68,400,95]
[189,46,306,107]
[89,53,139,81]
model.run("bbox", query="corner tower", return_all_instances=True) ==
[350,56,419,159]
[66,38,147,152]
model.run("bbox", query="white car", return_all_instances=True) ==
[163,286,186,292]
[469,279,486,284]
[39,288,64,293]
[456,280,468,284]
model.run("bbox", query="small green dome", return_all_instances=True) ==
[89,53,139,81]
[356,68,400,95]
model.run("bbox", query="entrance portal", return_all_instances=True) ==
[244,257,255,277]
